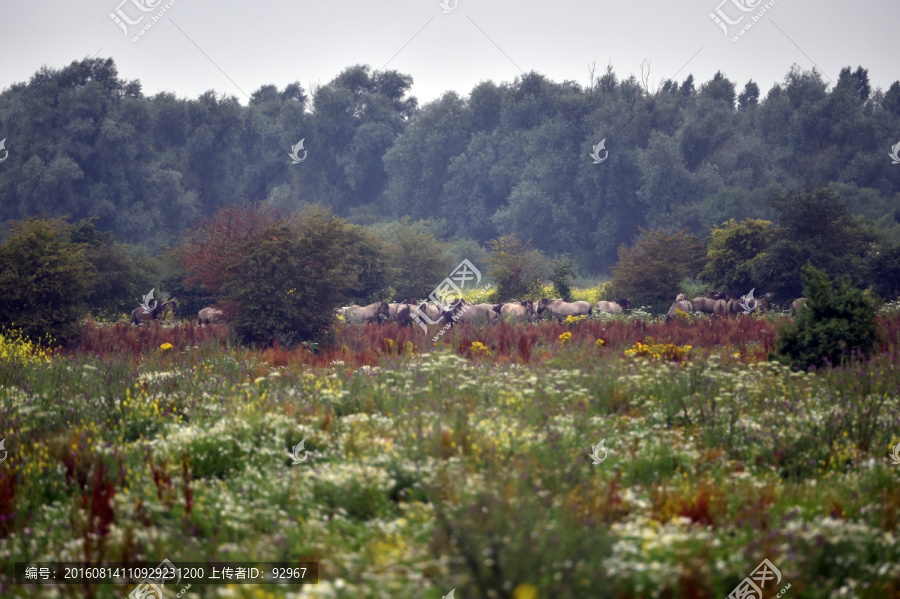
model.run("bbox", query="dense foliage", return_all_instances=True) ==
[2,59,899,275]
[774,264,879,370]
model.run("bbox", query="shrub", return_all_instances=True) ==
[373,218,453,300]
[485,235,549,301]
[0,218,93,343]
[699,218,773,293]
[773,264,878,370]
[180,206,360,345]
[610,228,703,303]
[549,258,578,301]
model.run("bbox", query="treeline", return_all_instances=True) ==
[1,58,899,273]
[3,186,899,346]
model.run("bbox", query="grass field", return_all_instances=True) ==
[2,310,900,598]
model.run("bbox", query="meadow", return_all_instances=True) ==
[2,307,900,598]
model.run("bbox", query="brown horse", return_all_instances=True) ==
[132,300,177,325]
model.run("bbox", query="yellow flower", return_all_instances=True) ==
[159,342,173,351]
[559,332,572,345]
[565,314,585,324]
[471,341,492,356]
[732,352,740,358]
[595,338,605,347]
[512,583,539,599]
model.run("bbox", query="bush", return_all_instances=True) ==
[180,206,360,345]
[372,218,453,300]
[549,258,578,301]
[0,218,93,343]
[610,228,704,303]
[699,218,773,294]
[485,235,549,301]
[773,264,878,370]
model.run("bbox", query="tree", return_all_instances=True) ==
[549,258,578,301]
[610,229,704,303]
[484,235,549,301]
[750,187,877,301]
[737,80,760,110]
[699,218,774,294]
[773,264,878,370]
[370,218,453,301]
[222,209,359,345]
[0,218,93,343]
[179,205,362,345]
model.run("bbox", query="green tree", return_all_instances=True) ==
[0,218,93,343]
[372,218,452,300]
[70,219,156,319]
[549,258,578,301]
[751,187,877,301]
[222,209,359,345]
[699,218,774,294]
[610,229,704,303]
[484,235,549,301]
[773,264,878,370]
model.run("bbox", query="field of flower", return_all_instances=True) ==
[2,310,900,598]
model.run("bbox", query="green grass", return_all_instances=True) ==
[1,320,900,598]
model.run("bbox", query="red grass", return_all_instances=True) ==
[75,320,229,357]
[69,314,900,367]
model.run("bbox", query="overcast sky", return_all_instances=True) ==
[1,0,897,105]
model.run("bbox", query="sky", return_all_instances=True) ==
[0,0,898,106]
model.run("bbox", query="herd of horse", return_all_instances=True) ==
[335,292,810,327]
[130,293,809,327]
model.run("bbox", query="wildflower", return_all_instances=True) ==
[471,341,492,356]
[512,583,539,599]
[732,352,740,358]
[595,338,605,347]
[565,314,585,324]
[159,342,174,352]
[559,332,572,345]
